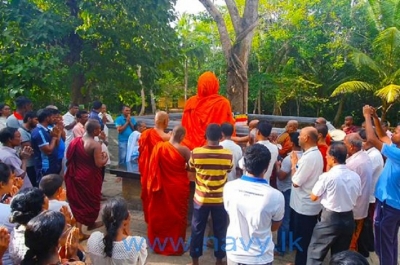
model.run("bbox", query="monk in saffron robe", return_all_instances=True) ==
[182,71,235,150]
[277,120,298,158]
[65,119,108,239]
[147,125,191,255]
[138,111,170,223]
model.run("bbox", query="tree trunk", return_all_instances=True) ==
[150,89,156,114]
[137,66,146,116]
[333,96,345,127]
[66,0,84,104]
[272,102,282,116]
[257,89,261,114]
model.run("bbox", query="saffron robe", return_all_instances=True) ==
[64,137,102,226]
[138,128,163,223]
[182,72,235,150]
[147,142,189,255]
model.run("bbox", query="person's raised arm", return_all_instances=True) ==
[116,116,130,133]
[363,105,387,151]
[371,108,391,143]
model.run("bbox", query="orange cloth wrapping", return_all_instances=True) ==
[279,135,292,158]
[147,142,190,255]
[138,128,163,223]
[182,72,235,150]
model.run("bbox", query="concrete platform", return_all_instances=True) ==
[77,173,391,265]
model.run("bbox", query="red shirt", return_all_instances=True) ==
[318,144,328,172]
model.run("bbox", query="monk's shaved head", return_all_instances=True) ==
[85,119,100,135]
[287,120,298,127]
[172,125,186,143]
[249,120,259,130]
[155,111,169,128]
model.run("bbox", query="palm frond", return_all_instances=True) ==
[351,52,385,77]
[365,0,384,30]
[373,27,400,53]
[375,84,400,103]
[331,81,374,97]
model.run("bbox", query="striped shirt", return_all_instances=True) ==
[189,145,233,206]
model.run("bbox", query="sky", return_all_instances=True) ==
[174,0,225,15]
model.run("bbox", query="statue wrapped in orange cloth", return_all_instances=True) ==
[181,71,235,150]
[147,125,191,255]
[138,111,170,223]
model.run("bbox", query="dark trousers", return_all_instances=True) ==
[292,209,318,265]
[26,166,37,187]
[190,203,227,259]
[374,199,400,265]
[307,209,354,265]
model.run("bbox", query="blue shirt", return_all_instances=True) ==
[31,124,60,175]
[89,110,104,130]
[115,115,136,142]
[375,143,400,209]
[48,125,65,160]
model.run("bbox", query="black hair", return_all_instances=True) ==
[329,250,369,265]
[102,197,130,257]
[315,124,328,138]
[21,210,65,265]
[244,144,271,176]
[121,105,130,111]
[0,103,9,115]
[205,123,222,142]
[328,142,347,164]
[86,119,100,134]
[358,129,366,140]
[0,162,11,186]
[92,101,102,110]
[76,110,88,119]
[68,103,79,109]
[10,187,45,225]
[37,108,53,123]
[257,121,272,137]
[221,123,234,137]
[0,127,18,144]
[39,174,63,198]
[23,111,38,123]
[289,132,300,148]
[15,96,31,109]
[48,108,60,115]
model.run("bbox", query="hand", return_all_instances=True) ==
[20,145,33,160]
[126,114,131,123]
[0,226,10,258]
[101,151,108,160]
[10,185,19,196]
[59,188,67,201]
[370,106,378,118]
[13,177,23,189]
[65,227,80,260]
[275,160,282,170]
[51,126,61,138]
[99,131,106,141]
[60,206,73,225]
[363,105,373,117]
[290,151,299,166]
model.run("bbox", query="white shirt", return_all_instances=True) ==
[278,151,303,192]
[220,139,243,181]
[99,113,114,123]
[312,165,361,212]
[48,200,73,216]
[87,231,147,265]
[239,140,278,182]
[365,147,384,203]
[224,177,284,264]
[346,150,373,219]
[0,117,6,130]
[290,146,323,215]
[0,203,14,265]
[63,111,76,151]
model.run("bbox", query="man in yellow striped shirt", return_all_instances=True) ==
[189,123,233,265]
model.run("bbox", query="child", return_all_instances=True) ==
[39,174,71,215]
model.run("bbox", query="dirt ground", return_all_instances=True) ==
[75,172,390,265]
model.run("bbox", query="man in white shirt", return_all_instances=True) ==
[289,126,323,265]
[62,103,79,153]
[224,144,284,265]
[307,142,361,265]
[239,121,278,183]
[344,133,373,255]
[220,123,242,181]
[274,131,303,255]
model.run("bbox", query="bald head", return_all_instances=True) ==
[249,120,259,130]
[85,119,100,135]
[171,125,186,143]
[303,126,319,143]
[286,120,299,133]
[155,111,169,128]
[345,133,363,151]
[315,117,327,125]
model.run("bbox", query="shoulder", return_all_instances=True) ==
[87,231,104,246]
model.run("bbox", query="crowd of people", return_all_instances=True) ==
[0,70,398,265]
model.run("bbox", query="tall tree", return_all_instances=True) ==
[199,0,259,113]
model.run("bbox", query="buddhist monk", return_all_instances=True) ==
[147,125,191,255]
[138,111,170,223]
[277,120,298,158]
[64,119,108,239]
[182,71,235,150]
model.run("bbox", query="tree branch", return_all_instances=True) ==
[199,0,232,61]
[235,19,259,43]
[225,0,242,34]
[243,0,259,28]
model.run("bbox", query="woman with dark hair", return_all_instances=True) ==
[0,162,14,265]
[87,197,147,265]
[8,187,48,264]
[21,210,83,265]
[0,103,11,130]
